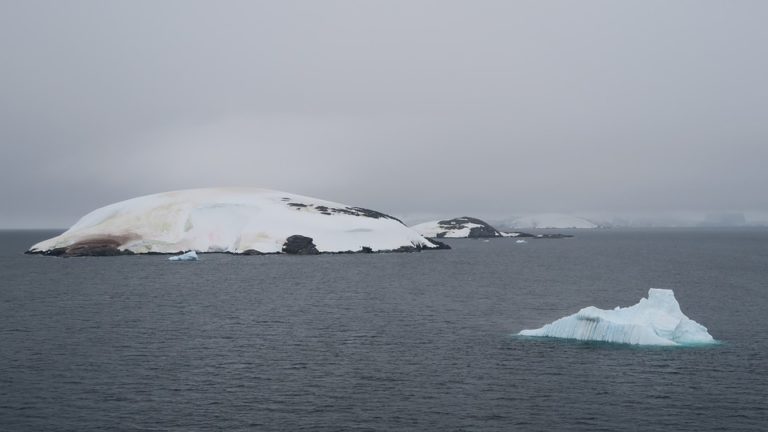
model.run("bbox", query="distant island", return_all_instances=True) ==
[503,213,598,229]
[27,188,450,257]
[411,217,573,239]
[411,216,508,238]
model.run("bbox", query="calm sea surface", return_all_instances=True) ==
[1,229,767,431]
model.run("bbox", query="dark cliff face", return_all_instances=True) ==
[435,217,502,238]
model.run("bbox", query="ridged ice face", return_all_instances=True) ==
[29,188,439,254]
[519,289,716,346]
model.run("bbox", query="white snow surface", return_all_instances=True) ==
[30,188,438,254]
[411,220,486,238]
[508,214,598,229]
[519,289,715,346]
[169,251,198,261]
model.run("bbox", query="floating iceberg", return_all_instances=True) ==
[169,251,198,261]
[519,289,716,346]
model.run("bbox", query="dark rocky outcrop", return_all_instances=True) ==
[360,246,374,253]
[535,233,574,239]
[280,199,405,224]
[282,235,320,255]
[241,249,264,255]
[504,231,536,238]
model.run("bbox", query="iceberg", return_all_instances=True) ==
[519,289,716,346]
[168,251,198,261]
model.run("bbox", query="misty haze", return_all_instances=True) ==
[2,1,767,228]
[1,1,767,431]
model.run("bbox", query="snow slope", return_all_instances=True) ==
[507,214,598,229]
[29,188,441,254]
[519,289,715,346]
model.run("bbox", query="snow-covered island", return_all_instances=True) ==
[411,217,508,238]
[519,289,716,346]
[27,188,450,257]
[411,217,572,240]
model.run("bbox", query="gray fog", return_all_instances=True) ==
[1,0,767,228]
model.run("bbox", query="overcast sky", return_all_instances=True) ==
[1,0,767,227]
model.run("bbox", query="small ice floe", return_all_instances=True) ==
[168,251,198,261]
[482,239,491,243]
[516,239,527,244]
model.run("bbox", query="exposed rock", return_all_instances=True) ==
[467,225,498,238]
[241,249,264,255]
[282,235,320,255]
[360,246,374,253]
[502,231,536,238]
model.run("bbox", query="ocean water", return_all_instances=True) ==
[1,229,767,431]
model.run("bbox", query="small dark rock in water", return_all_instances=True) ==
[536,233,574,239]
[241,249,264,255]
[282,235,320,255]
[360,246,374,253]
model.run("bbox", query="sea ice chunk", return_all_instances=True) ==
[168,251,198,261]
[519,289,715,346]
